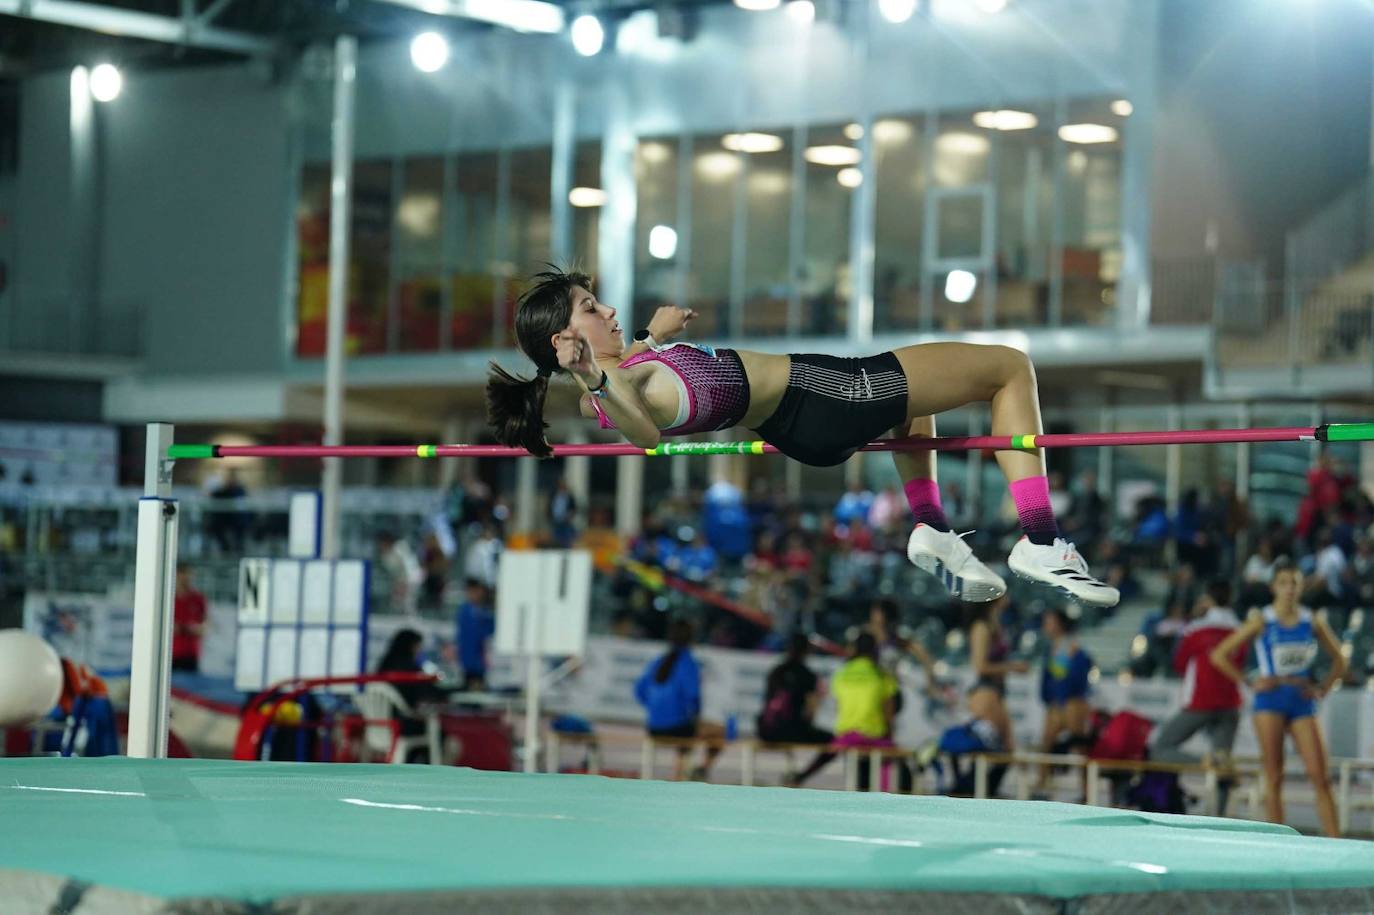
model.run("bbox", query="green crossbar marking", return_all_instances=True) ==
[167,444,217,459]
[1325,423,1374,443]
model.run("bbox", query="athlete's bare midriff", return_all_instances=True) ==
[733,349,791,428]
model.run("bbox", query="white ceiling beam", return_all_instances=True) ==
[0,0,274,55]
[370,0,565,35]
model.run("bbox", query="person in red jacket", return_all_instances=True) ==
[1150,578,1245,767]
[172,563,208,673]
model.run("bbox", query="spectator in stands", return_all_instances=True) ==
[576,506,624,574]
[1039,609,1094,756]
[375,629,448,752]
[634,619,723,781]
[667,530,718,583]
[1066,469,1107,545]
[378,530,424,617]
[1352,535,1374,607]
[419,531,449,611]
[966,597,1028,752]
[463,521,503,589]
[868,598,938,697]
[1151,580,1244,782]
[833,480,874,530]
[757,633,835,787]
[831,631,912,792]
[1243,536,1278,587]
[456,579,496,690]
[1207,478,1249,576]
[172,563,207,673]
[1310,529,1352,608]
[867,485,905,533]
[207,467,248,553]
[1297,454,1355,545]
[549,477,578,548]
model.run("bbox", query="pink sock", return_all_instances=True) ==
[903,479,950,531]
[1009,475,1060,546]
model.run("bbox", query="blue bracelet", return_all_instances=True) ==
[589,370,610,399]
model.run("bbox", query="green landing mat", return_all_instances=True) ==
[2,757,1373,914]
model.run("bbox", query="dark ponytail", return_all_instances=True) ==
[485,266,594,457]
[486,364,553,458]
[655,619,694,683]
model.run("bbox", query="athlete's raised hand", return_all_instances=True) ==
[555,329,598,380]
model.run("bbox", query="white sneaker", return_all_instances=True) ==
[906,524,1007,602]
[1007,536,1120,608]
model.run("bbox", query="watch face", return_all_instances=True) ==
[633,329,650,342]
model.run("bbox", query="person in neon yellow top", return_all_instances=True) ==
[830,632,913,791]
[832,632,900,738]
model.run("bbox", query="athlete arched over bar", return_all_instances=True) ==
[487,268,1118,607]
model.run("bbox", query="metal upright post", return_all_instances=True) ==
[127,423,179,758]
[322,35,357,561]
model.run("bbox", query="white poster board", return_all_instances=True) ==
[495,550,591,658]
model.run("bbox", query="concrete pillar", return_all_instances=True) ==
[515,453,539,536]
[565,428,590,527]
[615,455,644,537]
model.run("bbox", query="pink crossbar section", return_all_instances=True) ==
[205,426,1319,460]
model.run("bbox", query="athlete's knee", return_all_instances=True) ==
[986,344,1034,385]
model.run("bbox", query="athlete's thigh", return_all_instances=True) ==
[1253,712,1287,776]
[1288,716,1331,784]
[891,342,1026,417]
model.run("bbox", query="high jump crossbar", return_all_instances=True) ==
[167,422,1374,460]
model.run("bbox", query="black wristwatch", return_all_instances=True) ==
[633,328,659,348]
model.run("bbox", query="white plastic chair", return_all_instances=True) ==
[357,682,442,765]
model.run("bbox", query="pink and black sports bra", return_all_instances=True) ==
[589,343,751,436]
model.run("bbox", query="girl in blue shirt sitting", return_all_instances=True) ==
[635,620,724,781]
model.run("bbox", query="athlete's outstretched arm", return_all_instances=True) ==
[557,330,661,449]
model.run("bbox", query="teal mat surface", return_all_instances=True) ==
[2,758,1372,912]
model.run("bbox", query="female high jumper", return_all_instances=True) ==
[487,268,1118,608]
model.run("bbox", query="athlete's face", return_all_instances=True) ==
[1271,568,1300,606]
[561,285,624,359]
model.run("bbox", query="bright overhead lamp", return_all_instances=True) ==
[935,131,990,155]
[972,109,1037,131]
[570,15,605,56]
[786,0,815,23]
[1111,99,1133,117]
[844,123,864,141]
[837,167,862,188]
[1058,123,1119,144]
[649,225,678,260]
[89,63,122,102]
[410,32,450,72]
[734,0,782,10]
[568,187,608,207]
[879,0,917,24]
[722,133,785,154]
[462,0,563,32]
[804,145,861,166]
[872,119,913,144]
[945,269,977,303]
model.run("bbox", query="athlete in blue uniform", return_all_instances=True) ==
[1210,562,1346,836]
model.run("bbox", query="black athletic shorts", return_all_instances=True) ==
[753,352,910,467]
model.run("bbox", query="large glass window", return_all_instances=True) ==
[992,105,1055,327]
[741,128,793,337]
[634,137,679,314]
[451,151,500,350]
[295,163,331,357]
[294,159,399,357]
[687,135,736,337]
[800,124,853,336]
[1059,98,1123,326]
[873,116,924,332]
[572,140,602,272]
[395,156,445,352]
[508,146,553,276]
[347,160,394,355]
[929,113,991,332]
